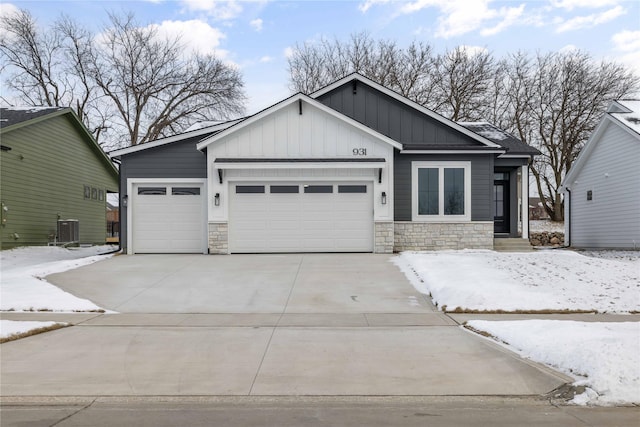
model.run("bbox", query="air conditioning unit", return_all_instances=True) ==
[57,219,79,243]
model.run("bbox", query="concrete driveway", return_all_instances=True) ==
[0,253,570,397]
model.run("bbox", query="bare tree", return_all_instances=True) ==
[288,32,436,104]
[0,9,245,148]
[0,9,68,107]
[505,51,638,220]
[430,47,499,121]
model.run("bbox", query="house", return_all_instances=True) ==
[529,197,550,220]
[0,107,119,249]
[561,100,640,249]
[110,74,539,254]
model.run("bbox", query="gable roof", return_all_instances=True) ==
[0,107,67,131]
[562,99,640,189]
[0,107,118,179]
[608,100,640,136]
[109,118,243,158]
[196,92,404,151]
[459,122,540,156]
[310,73,503,150]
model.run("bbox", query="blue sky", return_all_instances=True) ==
[2,0,639,114]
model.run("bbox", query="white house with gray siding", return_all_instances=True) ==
[561,100,640,249]
[110,74,539,254]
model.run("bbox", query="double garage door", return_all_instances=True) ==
[131,183,205,254]
[230,182,374,253]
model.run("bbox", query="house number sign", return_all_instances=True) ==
[352,148,367,155]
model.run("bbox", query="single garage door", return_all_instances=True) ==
[230,182,373,253]
[131,183,205,253]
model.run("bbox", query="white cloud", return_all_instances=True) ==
[150,19,227,58]
[431,1,528,39]
[259,55,273,63]
[369,0,527,39]
[611,30,640,73]
[559,44,579,53]
[283,46,294,58]
[250,18,263,32]
[180,0,243,20]
[555,5,625,32]
[457,45,489,56]
[0,2,19,18]
[612,30,640,52]
[550,0,620,11]
[358,0,392,13]
[480,4,526,36]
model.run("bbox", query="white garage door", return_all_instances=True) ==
[131,183,205,253]
[230,182,373,253]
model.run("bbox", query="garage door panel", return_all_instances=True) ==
[230,181,373,253]
[132,183,204,254]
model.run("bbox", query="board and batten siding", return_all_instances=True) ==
[393,153,494,222]
[316,82,480,147]
[206,100,395,223]
[208,101,392,159]
[568,122,640,249]
[118,135,209,253]
[0,114,118,249]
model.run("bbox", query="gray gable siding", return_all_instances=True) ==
[119,135,208,252]
[394,153,494,221]
[316,82,482,147]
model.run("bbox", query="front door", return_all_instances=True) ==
[494,173,510,234]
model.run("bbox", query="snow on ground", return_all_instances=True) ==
[530,220,564,233]
[467,320,640,406]
[1,245,116,312]
[0,320,66,340]
[394,250,639,313]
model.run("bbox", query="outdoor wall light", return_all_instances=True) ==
[381,191,387,205]
[214,193,220,206]
[122,195,128,207]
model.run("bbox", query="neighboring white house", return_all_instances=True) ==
[561,100,640,249]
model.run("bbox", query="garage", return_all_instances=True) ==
[229,181,373,253]
[130,182,206,254]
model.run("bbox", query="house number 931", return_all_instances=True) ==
[352,148,367,156]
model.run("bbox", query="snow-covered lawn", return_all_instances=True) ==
[1,245,116,312]
[0,320,67,343]
[394,250,639,313]
[467,320,640,406]
[396,249,640,405]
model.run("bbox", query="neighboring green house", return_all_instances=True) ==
[0,107,119,249]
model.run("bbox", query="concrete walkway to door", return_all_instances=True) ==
[0,254,570,397]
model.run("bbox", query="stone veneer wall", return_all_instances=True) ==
[394,221,493,251]
[374,222,394,253]
[208,222,228,254]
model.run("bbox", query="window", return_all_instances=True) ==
[304,185,333,193]
[412,161,471,221]
[138,187,167,195]
[172,187,200,195]
[236,185,264,194]
[338,185,367,193]
[270,185,299,194]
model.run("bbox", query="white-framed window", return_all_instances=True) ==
[412,161,471,221]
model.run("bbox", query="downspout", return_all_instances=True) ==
[564,187,571,248]
[112,157,123,254]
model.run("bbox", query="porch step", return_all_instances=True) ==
[493,238,534,252]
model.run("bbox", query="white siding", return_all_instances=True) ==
[569,122,640,248]
[206,101,395,223]
[209,103,392,159]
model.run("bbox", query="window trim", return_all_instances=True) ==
[411,161,471,222]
